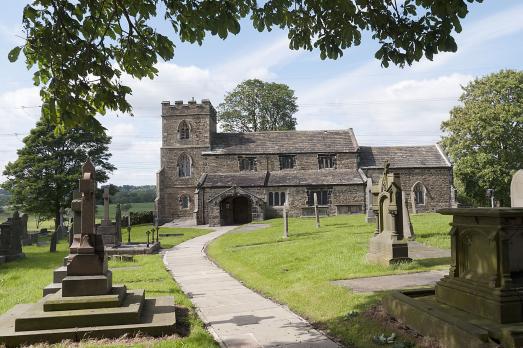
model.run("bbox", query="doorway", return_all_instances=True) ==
[220,196,252,225]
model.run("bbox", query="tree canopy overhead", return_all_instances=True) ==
[441,70,523,207]
[10,0,481,130]
[2,117,115,228]
[218,79,298,132]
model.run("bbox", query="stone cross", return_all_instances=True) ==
[115,203,122,244]
[283,204,289,238]
[314,193,320,228]
[511,170,523,207]
[102,187,111,225]
[79,160,96,236]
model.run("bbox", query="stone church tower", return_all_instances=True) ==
[156,99,216,223]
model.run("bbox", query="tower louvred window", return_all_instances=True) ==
[178,121,190,140]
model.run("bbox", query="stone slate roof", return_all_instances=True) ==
[200,169,364,188]
[359,145,450,168]
[205,129,358,155]
[202,172,268,187]
[267,170,364,186]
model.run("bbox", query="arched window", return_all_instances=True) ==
[413,182,426,205]
[178,121,190,140]
[178,154,191,177]
[179,194,190,209]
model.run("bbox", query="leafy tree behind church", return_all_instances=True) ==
[218,79,298,132]
[441,70,523,207]
[2,118,115,229]
[9,1,481,130]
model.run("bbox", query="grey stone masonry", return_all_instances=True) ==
[156,99,455,225]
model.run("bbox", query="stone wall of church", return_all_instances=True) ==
[363,167,453,213]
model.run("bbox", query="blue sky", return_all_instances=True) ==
[0,1,522,185]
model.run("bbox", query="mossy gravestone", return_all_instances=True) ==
[367,163,411,265]
[384,207,523,348]
[0,160,176,347]
[0,211,25,263]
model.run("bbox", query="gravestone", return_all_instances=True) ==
[384,207,523,348]
[96,187,121,246]
[115,203,122,244]
[401,191,415,240]
[49,230,57,253]
[0,211,25,262]
[365,178,376,223]
[511,169,523,207]
[283,204,289,239]
[0,160,177,346]
[19,213,31,245]
[367,163,411,265]
[314,193,320,228]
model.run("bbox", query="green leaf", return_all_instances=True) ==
[8,46,22,62]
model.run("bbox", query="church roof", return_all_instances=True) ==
[358,145,451,168]
[200,169,364,188]
[267,170,364,186]
[201,172,268,187]
[205,129,358,155]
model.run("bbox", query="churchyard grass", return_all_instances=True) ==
[0,227,218,348]
[207,213,451,347]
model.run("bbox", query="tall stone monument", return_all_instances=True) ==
[96,187,121,246]
[511,169,523,207]
[0,160,176,346]
[0,211,25,263]
[384,207,523,348]
[401,191,415,240]
[365,178,376,223]
[367,163,411,265]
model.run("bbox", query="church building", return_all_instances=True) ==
[156,99,454,226]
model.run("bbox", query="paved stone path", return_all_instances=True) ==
[163,226,339,348]
[332,270,448,293]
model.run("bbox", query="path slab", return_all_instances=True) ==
[163,226,339,348]
[333,270,448,293]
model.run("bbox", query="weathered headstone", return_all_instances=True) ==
[511,169,523,207]
[49,230,57,253]
[384,207,523,348]
[20,213,28,240]
[314,193,320,228]
[0,160,177,346]
[0,211,25,262]
[401,191,415,240]
[365,178,376,223]
[19,213,31,245]
[96,187,121,246]
[283,204,289,238]
[367,163,411,265]
[115,203,122,244]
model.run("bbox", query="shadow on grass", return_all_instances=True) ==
[313,295,420,348]
[415,257,451,267]
[174,306,191,336]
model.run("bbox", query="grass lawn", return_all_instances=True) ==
[207,213,452,348]
[0,227,218,348]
